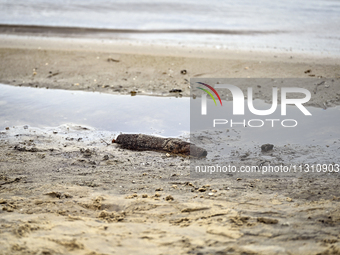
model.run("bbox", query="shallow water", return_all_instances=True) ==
[191,98,340,146]
[1,84,339,148]
[0,84,189,137]
[0,0,339,55]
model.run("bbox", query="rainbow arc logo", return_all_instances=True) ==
[196,82,222,106]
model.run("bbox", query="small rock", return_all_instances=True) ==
[165,195,174,201]
[180,70,187,75]
[155,188,163,191]
[198,187,207,192]
[304,69,311,73]
[169,89,182,93]
[103,155,109,160]
[142,194,148,198]
[261,144,274,152]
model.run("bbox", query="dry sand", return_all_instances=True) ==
[0,36,340,255]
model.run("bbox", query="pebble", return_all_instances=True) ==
[165,195,174,201]
[169,89,182,93]
[261,144,274,152]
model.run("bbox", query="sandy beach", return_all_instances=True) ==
[1,34,340,255]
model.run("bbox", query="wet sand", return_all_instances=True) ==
[0,36,340,254]
[0,35,339,106]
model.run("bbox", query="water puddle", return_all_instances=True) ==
[190,96,340,168]
[0,83,339,150]
[0,84,189,137]
[191,98,340,146]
